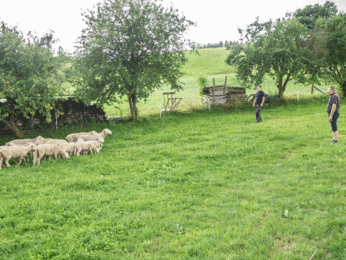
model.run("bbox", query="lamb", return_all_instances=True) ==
[65,131,97,142]
[79,128,112,142]
[0,143,36,168]
[57,142,77,156]
[83,137,104,155]
[32,144,70,166]
[74,138,103,156]
[6,136,44,146]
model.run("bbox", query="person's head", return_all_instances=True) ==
[327,86,336,96]
[256,85,262,91]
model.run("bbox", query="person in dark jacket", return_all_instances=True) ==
[253,86,265,123]
[326,86,340,144]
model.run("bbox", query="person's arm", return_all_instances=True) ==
[253,97,257,108]
[261,96,265,108]
[329,103,336,122]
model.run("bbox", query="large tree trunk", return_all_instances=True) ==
[276,74,290,99]
[1,114,25,139]
[341,81,346,98]
[277,76,285,99]
[128,90,138,122]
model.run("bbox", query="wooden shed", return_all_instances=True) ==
[203,77,247,105]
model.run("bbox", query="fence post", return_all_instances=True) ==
[311,84,314,94]
[297,90,299,102]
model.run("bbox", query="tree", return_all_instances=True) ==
[226,18,309,99]
[306,15,346,96]
[0,22,61,138]
[291,1,338,30]
[74,0,195,121]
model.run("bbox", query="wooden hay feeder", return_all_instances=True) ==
[162,92,182,112]
[203,76,247,105]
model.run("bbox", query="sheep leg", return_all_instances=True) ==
[37,154,44,166]
[76,147,81,156]
[16,156,23,166]
[33,151,37,166]
[4,158,11,167]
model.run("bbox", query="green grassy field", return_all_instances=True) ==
[103,48,330,118]
[1,97,346,259]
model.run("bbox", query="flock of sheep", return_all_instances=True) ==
[0,128,112,169]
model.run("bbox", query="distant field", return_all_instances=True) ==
[103,48,330,118]
[1,99,345,259]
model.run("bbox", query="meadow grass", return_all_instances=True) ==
[102,48,332,118]
[1,97,346,259]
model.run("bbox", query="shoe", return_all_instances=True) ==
[255,121,259,123]
[332,140,338,144]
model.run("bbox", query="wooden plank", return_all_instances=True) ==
[313,85,324,94]
[163,92,175,95]
[173,98,182,109]
[213,78,215,103]
[223,76,227,95]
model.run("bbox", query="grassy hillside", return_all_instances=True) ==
[1,98,345,259]
[102,48,331,118]
[180,48,235,77]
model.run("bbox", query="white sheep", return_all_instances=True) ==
[45,139,68,145]
[79,128,112,142]
[6,136,44,146]
[65,131,97,142]
[74,138,103,156]
[57,142,77,156]
[0,143,36,168]
[83,137,104,155]
[34,138,53,146]
[32,144,70,166]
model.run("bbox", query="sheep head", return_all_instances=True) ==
[102,128,112,136]
[76,138,84,143]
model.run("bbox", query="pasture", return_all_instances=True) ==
[102,48,329,118]
[1,97,345,259]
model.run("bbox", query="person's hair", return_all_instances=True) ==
[257,85,262,89]
[329,86,336,94]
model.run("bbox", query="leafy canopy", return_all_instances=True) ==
[306,14,346,96]
[291,1,338,30]
[0,22,61,125]
[226,18,308,98]
[74,0,195,120]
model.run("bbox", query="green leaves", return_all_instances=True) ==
[226,18,309,98]
[0,22,62,136]
[74,0,196,120]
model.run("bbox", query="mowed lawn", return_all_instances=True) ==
[1,99,346,259]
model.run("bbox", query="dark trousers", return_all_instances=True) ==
[256,105,262,122]
[329,112,339,132]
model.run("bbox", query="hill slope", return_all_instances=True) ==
[180,48,236,77]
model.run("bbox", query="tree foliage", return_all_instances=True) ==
[226,18,309,99]
[306,15,346,96]
[291,1,338,30]
[0,22,61,137]
[74,0,195,121]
